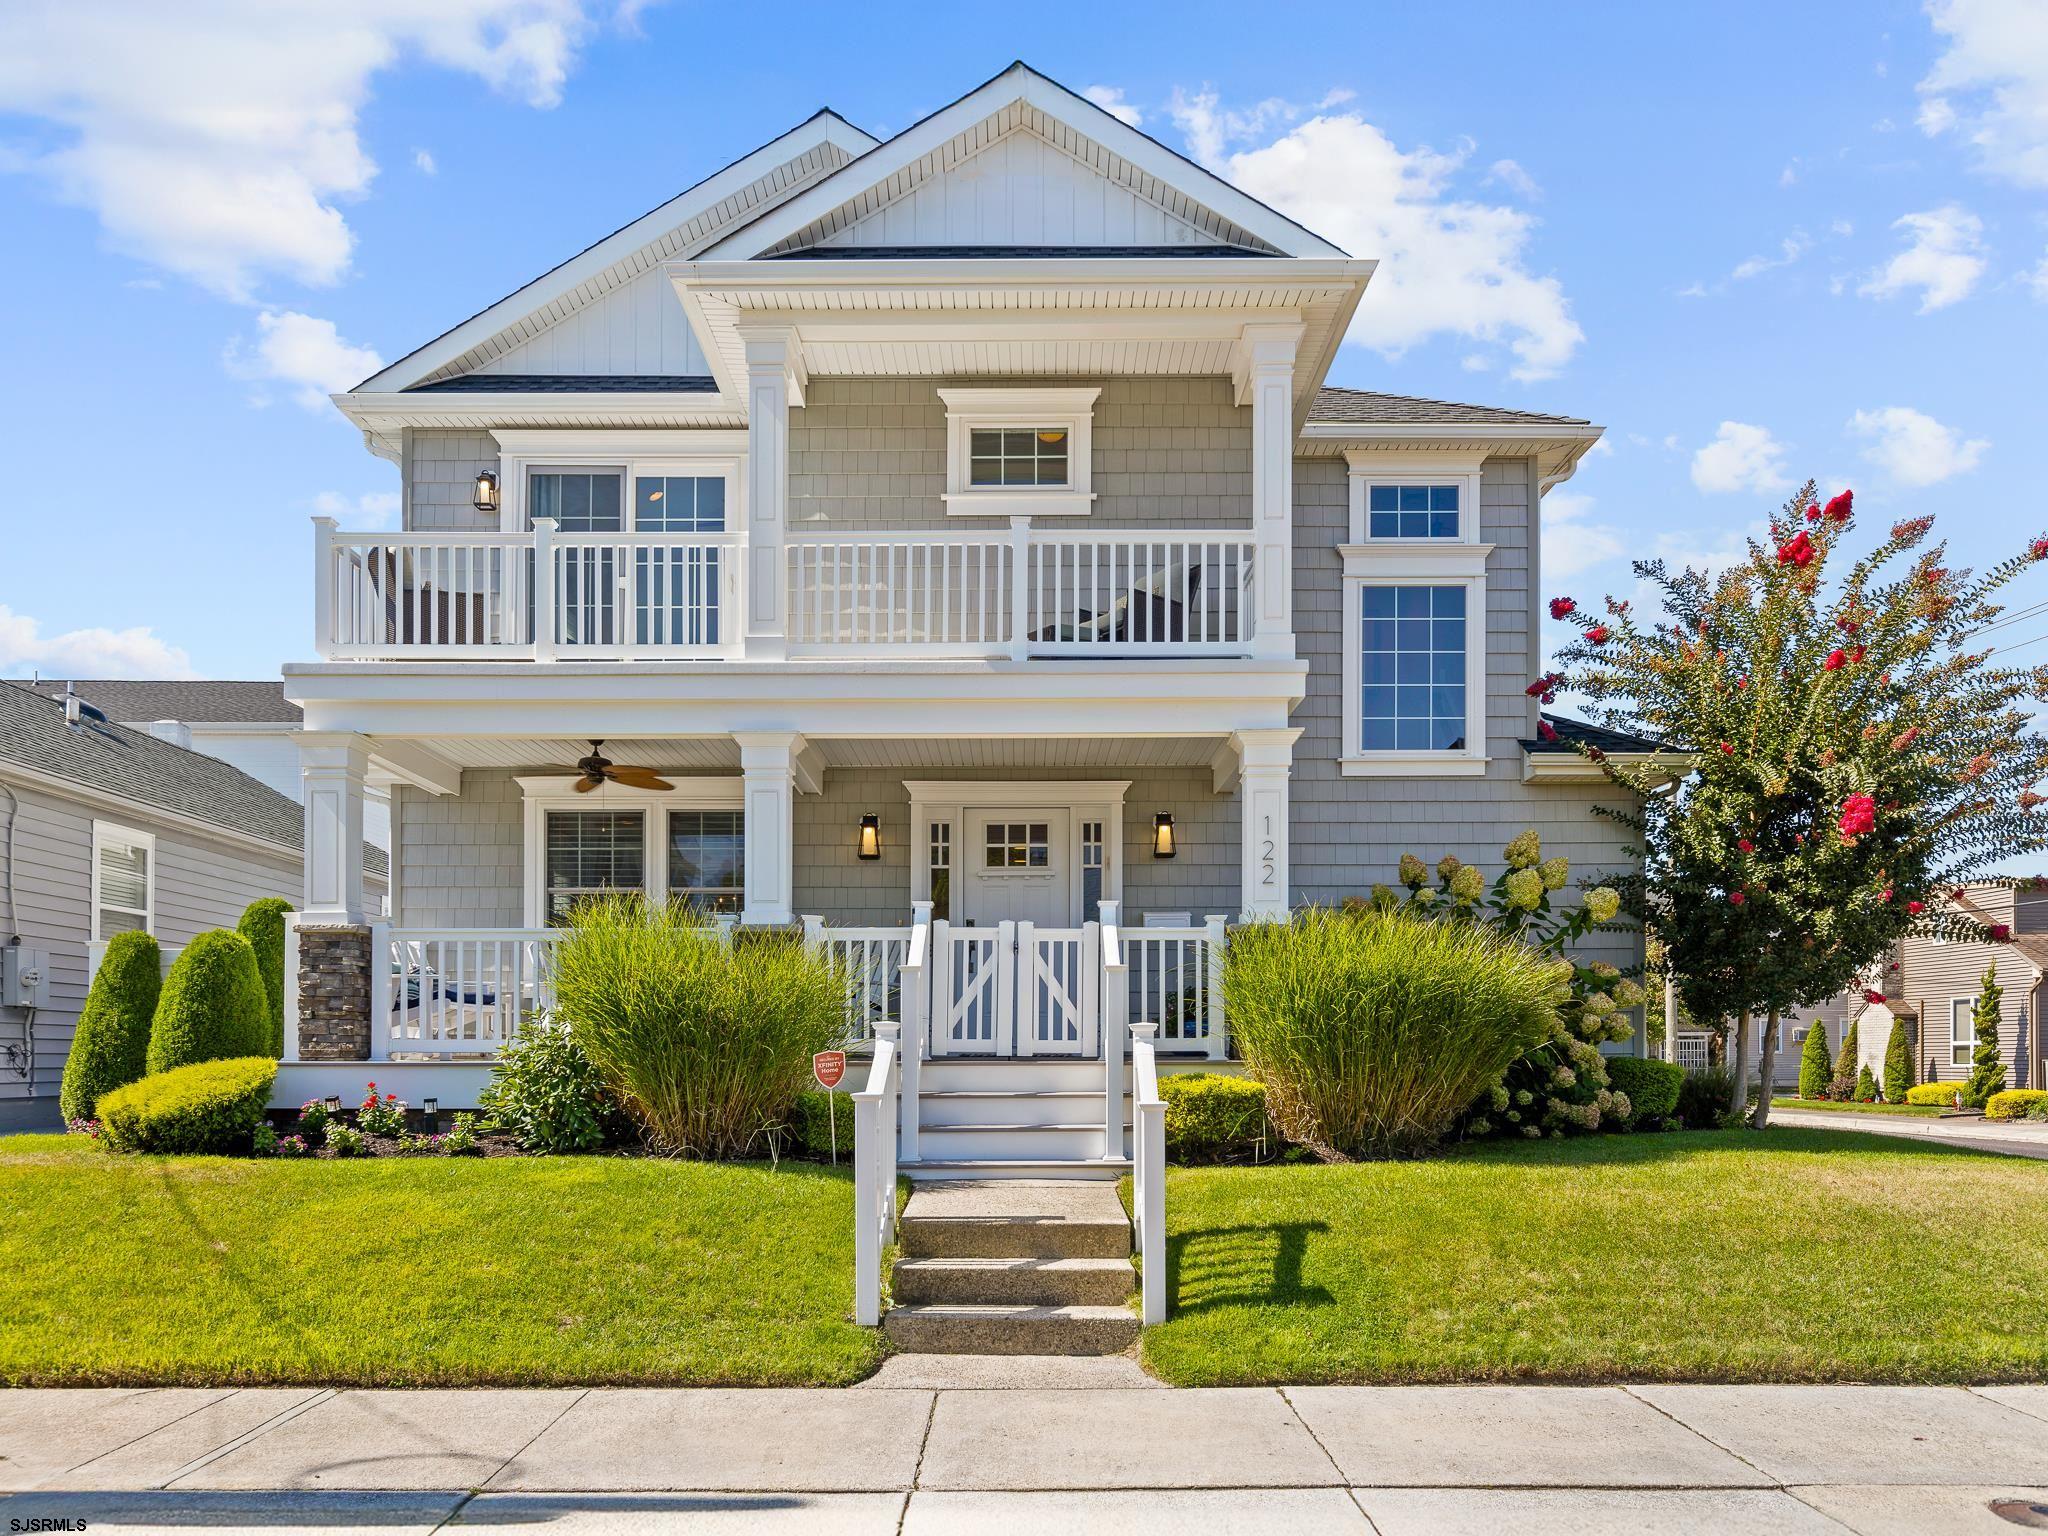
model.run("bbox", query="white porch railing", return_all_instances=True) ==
[852,1021,900,1327]
[804,917,913,1043]
[315,516,1257,661]
[1128,1019,1167,1325]
[1119,918,1228,1060]
[376,927,562,1057]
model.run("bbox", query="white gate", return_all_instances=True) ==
[929,919,1100,1057]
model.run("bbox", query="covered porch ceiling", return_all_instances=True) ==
[669,256,1373,423]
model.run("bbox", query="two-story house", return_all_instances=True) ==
[280,63,1646,1170]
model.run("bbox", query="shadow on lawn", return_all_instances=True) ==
[1166,1219,1334,1317]
[1435,1123,2022,1170]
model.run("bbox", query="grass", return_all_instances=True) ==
[0,1135,883,1388]
[1138,1128,2048,1387]
[1771,1097,1946,1118]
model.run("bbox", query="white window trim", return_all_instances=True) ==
[1951,995,1976,1069]
[1339,555,1491,779]
[904,779,1126,923]
[90,820,156,941]
[490,430,748,534]
[937,387,1099,518]
[1344,452,1487,547]
[517,775,745,927]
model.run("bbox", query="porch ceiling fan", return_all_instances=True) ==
[572,740,673,793]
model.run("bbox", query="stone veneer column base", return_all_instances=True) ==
[297,925,372,1061]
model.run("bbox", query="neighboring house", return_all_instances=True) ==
[0,682,386,1131]
[281,62,1649,1168]
[19,679,391,851]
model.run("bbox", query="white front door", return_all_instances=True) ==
[962,811,1075,928]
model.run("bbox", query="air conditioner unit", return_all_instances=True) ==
[1,946,49,1009]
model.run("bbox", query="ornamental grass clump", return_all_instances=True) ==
[547,896,846,1158]
[1223,907,1570,1157]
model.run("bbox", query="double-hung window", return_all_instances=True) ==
[543,809,644,924]
[91,822,153,940]
[666,811,744,913]
[1339,456,1491,776]
[938,387,1098,517]
[521,775,747,927]
[1952,997,1976,1069]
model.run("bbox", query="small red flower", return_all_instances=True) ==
[1924,566,1948,586]
[1804,505,1822,522]
[1585,624,1611,644]
[1824,648,1847,671]
[1908,900,1925,914]
[1821,489,1854,523]
[1838,793,1877,838]
[1864,989,1887,1004]
[1880,888,1894,903]
[1777,530,1817,568]
[1850,645,1866,664]
[1738,838,1755,853]
[2032,538,2048,561]
[1891,726,1919,751]
[1549,597,1577,620]
[1729,891,1746,906]
[1991,923,2013,942]
[1537,720,1560,743]
[1719,742,1735,755]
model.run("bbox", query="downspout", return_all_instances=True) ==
[0,783,27,1089]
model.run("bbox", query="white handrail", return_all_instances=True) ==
[1130,1020,1166,1325]
[1099,900,1127,1161]
[852,1022,900,1327]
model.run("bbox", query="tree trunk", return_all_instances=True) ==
[1749,1007,1780,1128]
[1728,1009,1752,1117]
[1664,976,1680,1063]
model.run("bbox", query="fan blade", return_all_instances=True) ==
[605,765,674,792]
[573,774,602,793]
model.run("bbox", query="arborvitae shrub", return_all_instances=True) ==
[146,929,269,1075]
[58,931,161,1122]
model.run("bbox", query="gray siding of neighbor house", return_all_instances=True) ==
[0,779,302,1102]
[1287,453,1642,977]
[1895,886,2039,1088]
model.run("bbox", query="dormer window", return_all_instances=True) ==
[940,387,1098,517]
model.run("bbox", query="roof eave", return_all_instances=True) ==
[1519,749,1693,786]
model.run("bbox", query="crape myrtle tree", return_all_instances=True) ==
[1537,482,2048,1128]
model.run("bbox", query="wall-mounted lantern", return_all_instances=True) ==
[857,813,882,860]
[472,470,500,513]
[1153,812,1177,859]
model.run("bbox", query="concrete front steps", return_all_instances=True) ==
[910,1058,1128,1178]
[883,1180,1140,1355]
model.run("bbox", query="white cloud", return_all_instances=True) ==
[1779,159,1800,187]
[1919,0,2048,187]
[314,490,402,530]
[1848,405,1989,486]
[226,310,385,409]
[413,147,438,175]
[2026,250,2048,299]
[1730,230,1813,281]
[1691,421,1792,495]
[0,2,626,301]
[1542,489,1626,580]
[1082,85,1142,128]
[0,607,196,680]
[1171,91,1581,380]
[1858,205,1988,311]
[1485,158,1542,199]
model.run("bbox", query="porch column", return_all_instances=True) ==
[1234,727,1300,920]
[741,328,803,662]
[298,732,370,923]
[1242,322,1302,661]
[736,731,800,925]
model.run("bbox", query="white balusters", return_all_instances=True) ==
[379,929,561,1056]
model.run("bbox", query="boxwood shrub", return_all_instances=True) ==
[146,929,270,1075]
[1986,1089,2048,1121]
[96,1056,277,1154]
[1159,1073,1271,1162]
[58,930,162,1123]
[791,1089,855,1157]
[236,897,293,1058]
[1906,1082,1960,1107]
[1604,1056,1684,1127]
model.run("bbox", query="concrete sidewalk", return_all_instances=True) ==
[7,1381,2048,1533]
[1771,1106,2048,1159]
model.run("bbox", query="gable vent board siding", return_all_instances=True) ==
[770,107,1277,255]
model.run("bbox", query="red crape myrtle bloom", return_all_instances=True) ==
[1821,489,1854,523]
[1738,838,1755,852]
[1838,793,1878,838]
[2032,538,2048,561]
[1908,900,1925,914]
[1549,597,1577,620]
[1864,989,1887,1005]
[1777,531,1816,568]
[1729,891,1747,905]
[1585,624,1611,644]
[1991,923,2013,942]
[1824,649,1847,671]
[1537,720,1560,744]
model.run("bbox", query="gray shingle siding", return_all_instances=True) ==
[404,428,500,533]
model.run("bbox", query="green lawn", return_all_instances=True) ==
[1140,1128,2048,1387]
[1771,1097,1947,1117]
[0,1135,882,1388]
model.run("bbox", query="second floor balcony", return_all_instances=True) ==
[312,516,1260,664]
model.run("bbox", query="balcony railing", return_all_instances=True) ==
[314,516,1256,662]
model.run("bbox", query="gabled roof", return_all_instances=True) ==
[1310,387,1591,428]
[354,109,878,395]
[763,243,1282,260]
[404,374,719,395]
[21,679,300,725]
[0,683,384,877]
[697,61,1346,262]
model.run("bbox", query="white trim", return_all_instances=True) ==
[1339,570,1488,778]
[490,431,748,535]
[90,820,155,941]
[1520,750,1688,785]
[1950,994,1976,1070]
[516,774,744,927]
[694,64,1345,261]
[1343,453,1486,547]
[938,387,1098,518]
[905,779,1127,926]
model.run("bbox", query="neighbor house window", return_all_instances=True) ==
[666,811,744,913]
[544,809,644,923]
[1358,585,1468,752]
[939,387,1098,516]
[1952,997,1975,1068]
[91,822,153,940]
[1367,484,1460,539]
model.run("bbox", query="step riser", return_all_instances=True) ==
[917,1094,1122,1129]
[892,1262,1134,1307]
[900,1217,1131,1260]
[919,1060,1106,1093]
[883,1311,1139,1356]
[918,1126,1107,1162]
[905,1163,1124,1182]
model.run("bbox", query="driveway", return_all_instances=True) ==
[1771,1106,2048,1160]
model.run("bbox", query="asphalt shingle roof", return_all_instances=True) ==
[765,244,1281,260]
[1310,386,1592,428]
[1522,713,1667,756]
[0,683,384,877]
[22,679,300,725]
[405,374,721,395]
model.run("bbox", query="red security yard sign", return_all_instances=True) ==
[813,1050,847,1090]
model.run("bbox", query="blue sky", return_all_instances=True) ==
[0,0,2043,680]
